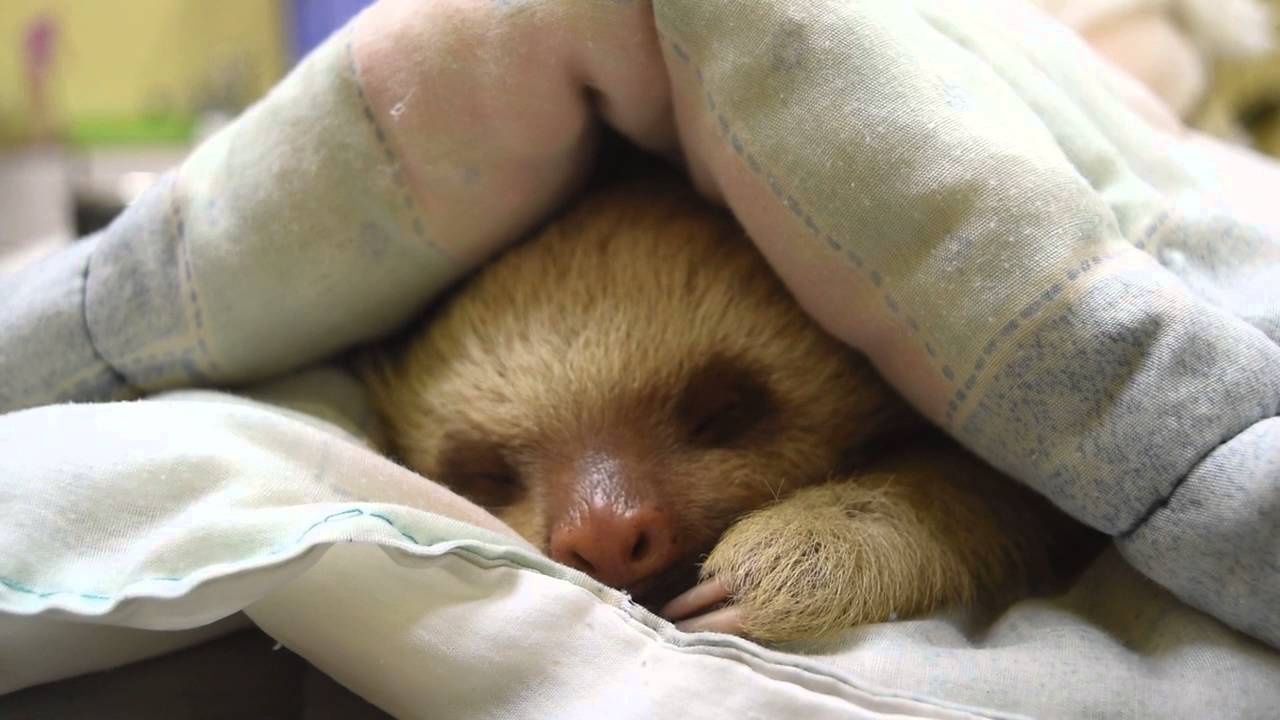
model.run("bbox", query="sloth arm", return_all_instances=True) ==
[663,444,1091,644]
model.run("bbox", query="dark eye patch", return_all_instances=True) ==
[437,435,524,509]
[676,356,776,448]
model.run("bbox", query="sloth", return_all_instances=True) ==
[361,173,1095,644]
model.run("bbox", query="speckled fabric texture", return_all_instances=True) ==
[2,0,1279,716]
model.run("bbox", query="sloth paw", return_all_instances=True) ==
[664,482,928,644]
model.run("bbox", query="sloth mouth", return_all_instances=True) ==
[627,548,714,615]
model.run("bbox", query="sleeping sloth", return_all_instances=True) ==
[361,174,1095,644]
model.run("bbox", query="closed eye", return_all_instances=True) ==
[676,356,775,447]
[436,434,524,509]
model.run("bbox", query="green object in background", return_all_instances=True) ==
[66,116,197,146]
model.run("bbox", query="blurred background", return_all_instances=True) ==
[0,0,373,272]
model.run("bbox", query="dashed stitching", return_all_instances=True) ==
[660,30,1130,431]
[344,37,439,253]
[661,33,957,399]
[0,507,417,603]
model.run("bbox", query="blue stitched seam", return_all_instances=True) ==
[0,506,419,603]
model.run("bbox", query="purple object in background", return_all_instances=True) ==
[22,13,60,138]
[289,0,374,59]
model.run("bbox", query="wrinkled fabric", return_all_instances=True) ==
[3,0,1280,714]
[1,376,1277,718]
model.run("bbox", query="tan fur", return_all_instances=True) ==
[701,448,1074,643]
[362,175,1095,644]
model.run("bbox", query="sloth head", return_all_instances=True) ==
[363,179,907,601]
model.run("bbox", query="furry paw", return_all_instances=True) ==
[662,482,955,644]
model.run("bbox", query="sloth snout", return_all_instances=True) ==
[549,503,678,589]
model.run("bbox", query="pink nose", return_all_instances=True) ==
[549,504,677,588]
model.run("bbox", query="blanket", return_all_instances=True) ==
[3,371,1278,718]
[3,0,1279,717]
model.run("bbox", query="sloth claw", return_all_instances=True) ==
[674,605,746,636]
[661,577,730,621]
[663,578,748,636]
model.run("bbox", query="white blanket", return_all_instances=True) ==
[3,369,1277,718]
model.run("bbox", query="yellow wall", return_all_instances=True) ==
[0,0,286,145]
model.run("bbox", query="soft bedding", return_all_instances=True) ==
[2,0,1279,717]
